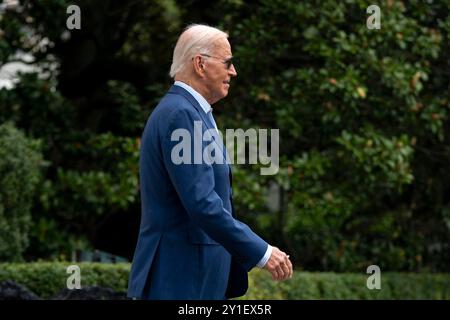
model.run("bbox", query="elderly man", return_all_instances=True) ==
[128,24,293,300]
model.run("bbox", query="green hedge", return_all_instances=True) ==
[0,262,130,298]
[0,263,448,299]
[244,269,450,300]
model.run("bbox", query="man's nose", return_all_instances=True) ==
[229,64,237,77]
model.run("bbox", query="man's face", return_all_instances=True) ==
[202,38,237,104]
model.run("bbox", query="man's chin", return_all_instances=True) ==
[212,90,229,104]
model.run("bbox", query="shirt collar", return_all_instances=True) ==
[174,81,212,114]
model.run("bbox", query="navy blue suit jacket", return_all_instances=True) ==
[127,85,268,300]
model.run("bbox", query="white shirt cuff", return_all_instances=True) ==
[256,245,272,268]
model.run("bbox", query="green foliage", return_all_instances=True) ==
[0,1,173,260]
[221,0,450,271]
[51,132,140,220]
[244,269,450,300]
[0,262,130,298]
[0,73,141,259]
[0,123,43,261]
[336,128,414,188]
[30,130,139,259]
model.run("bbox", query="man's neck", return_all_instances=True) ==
[174,77,212,104]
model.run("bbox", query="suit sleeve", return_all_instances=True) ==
[160,108,268,271]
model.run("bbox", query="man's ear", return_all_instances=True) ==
[193,56,205,77]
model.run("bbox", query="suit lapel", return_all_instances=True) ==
[168,85,230,168]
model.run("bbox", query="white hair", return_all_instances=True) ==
[169,24,228,78]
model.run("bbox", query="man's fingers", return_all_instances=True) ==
[284,255,293,278]
[280,261,290,280]
[271,264,283,281]
[274,268,281,280]
[275,266,285,280]
[279,254,293,280]
[270,266,280,280]
[273,269,279,280]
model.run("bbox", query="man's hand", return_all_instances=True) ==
[264,246,293,281]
